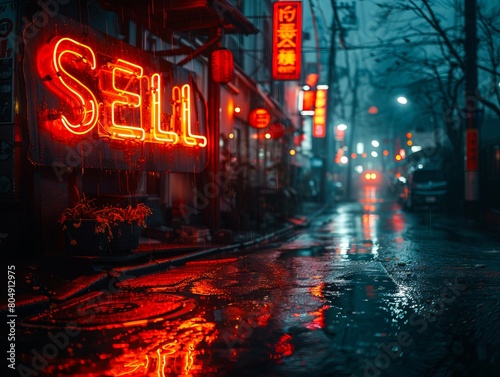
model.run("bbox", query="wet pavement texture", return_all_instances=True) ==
[14,191,500,377]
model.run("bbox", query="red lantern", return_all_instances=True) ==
[211,49,234,83]
[269,122,285,139]
[249,108,271,129]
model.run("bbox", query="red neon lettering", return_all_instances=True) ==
[43,38,207,148]
[52,38,99,134]
[172,84,207,147]
[150,73,178,144]
[108,59,145,140]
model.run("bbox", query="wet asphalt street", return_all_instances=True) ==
[15,190,500,377]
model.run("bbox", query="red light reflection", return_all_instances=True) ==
[273,334,294,358]
[105,318,217,377]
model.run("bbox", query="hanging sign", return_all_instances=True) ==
[272,1,302,80]
[249,108,271,129]
[313,88,327,138]
[23,16,208,173]
[211,49,234,83]
[300,89,316,112]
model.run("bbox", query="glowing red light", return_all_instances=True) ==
[42,37,207,148]
[52,38,99,134]
[272,2,302,80]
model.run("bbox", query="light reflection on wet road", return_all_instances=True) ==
[17,192,500,377]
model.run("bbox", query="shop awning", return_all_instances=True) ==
[99,0,259,36]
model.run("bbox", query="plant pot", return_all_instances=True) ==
[62,219,109,256]
[108,223,141,253]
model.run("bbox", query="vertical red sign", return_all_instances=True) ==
[466,128,479,171]
[272,1,302,81]
[313,88,327,138]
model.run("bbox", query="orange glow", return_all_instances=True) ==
[272,2,302,80]
[306,73,319,87]
[362,152,367,158]
[52,38,99,134]
[289,149,296,155]
[406,132,412,138]
[351,153,357,159]
[184,343,194,374]
[313,88,327,137]
[309,283,324,298]
[151,73,178,144]
[383,149,389,156]
[407,140,413,146]
[368,105,378,114]
[301,89,316,111]
[108,59,145,140]
[107,318,217,377]
[249,108,271,129]
[172,84,207,147]
[42,37,207,148]
[114,357,148,376]
[395,154,402,161]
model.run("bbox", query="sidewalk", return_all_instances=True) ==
[2,202,325,318]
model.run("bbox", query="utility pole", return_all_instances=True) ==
[346,64,359,201]
[464,0,479,220]
[321,0,338,204]
[205,28,222,233]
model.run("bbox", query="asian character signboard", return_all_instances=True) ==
[272,1,302,81]
[313,87,327,138]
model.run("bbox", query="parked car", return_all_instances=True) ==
[402,169,448,210]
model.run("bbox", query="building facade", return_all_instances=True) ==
[0,0,304,255]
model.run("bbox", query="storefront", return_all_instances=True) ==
[0,0,295,254]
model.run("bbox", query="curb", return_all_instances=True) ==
[7,204,327,318]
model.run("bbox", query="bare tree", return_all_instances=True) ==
[365,0,499,211]
[370,0,500,116]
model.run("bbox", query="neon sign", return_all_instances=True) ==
[52,38,99,135]
[272,1,302,81]
[42,37,206,147]
[313,87,327,138]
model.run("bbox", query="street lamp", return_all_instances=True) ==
[397,96,408,105]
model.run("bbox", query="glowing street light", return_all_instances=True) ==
[337,123,348,131]
[397,96,408,105]
[371,140,379,147]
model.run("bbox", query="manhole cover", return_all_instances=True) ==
[22,292,197,330]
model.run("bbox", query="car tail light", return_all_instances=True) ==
[364,172,377,181]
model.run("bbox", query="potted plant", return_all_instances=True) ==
[95,202,152,252]
[58,195,152,255]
